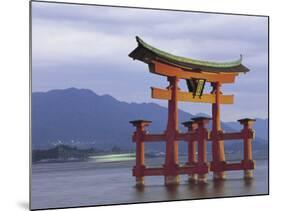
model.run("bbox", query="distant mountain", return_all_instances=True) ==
[32,88,194,150]
[32,88,268,154]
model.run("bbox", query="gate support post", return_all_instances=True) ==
[238,118,256,179]
[192,117,211,183]
[211,82,226,180]
[164,77,180,185]
[130,120,151,186]
[182,121,198,181]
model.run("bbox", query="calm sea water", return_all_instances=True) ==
[31,158,268,210]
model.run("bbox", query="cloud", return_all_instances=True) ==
[32,2,268,65]
[31,1,268,120]
[32,19,136,66]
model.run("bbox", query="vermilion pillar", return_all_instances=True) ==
[211,82,226,180]
[164,76,180,185]
[192,117,211,183]
[182,121,198,181]
[130,120,151,186]
[238,118,256,179]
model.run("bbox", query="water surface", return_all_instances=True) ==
[31,158,268,210]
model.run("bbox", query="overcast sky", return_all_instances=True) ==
[31,2,268,121]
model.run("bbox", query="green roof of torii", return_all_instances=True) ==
[129,36,249,73]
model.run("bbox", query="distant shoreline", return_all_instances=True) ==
[32,154,268,165]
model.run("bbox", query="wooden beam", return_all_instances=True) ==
[223,163,244,171]
[143,134,166,142]
[143,166,210,176]
[223,162,255,171]
[151,87,171,100]
[151,87,234,104]
[149,61,238,83]
[143,167,164,176]
[219,132,244,140]
[175,132,196,141]
[177,166,199,174]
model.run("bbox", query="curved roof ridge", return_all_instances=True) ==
[136,36,243,68]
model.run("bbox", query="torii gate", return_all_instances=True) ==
[129,36,255,186]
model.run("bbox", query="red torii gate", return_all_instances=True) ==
[129,37,255,186]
